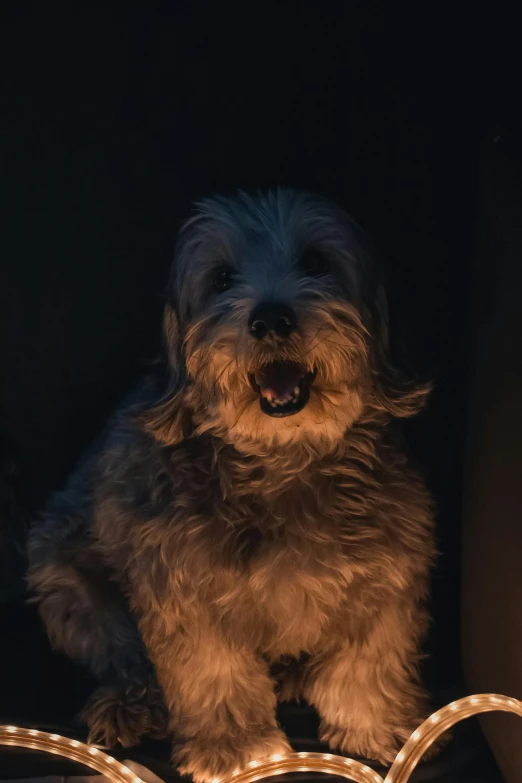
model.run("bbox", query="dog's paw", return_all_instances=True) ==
[174,728,291,783]
[321,720,401,765]
[83,675,169,748]
[321,717,449,766]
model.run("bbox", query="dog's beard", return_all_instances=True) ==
[184,300,370,447]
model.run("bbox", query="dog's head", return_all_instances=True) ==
[145,189,428,449]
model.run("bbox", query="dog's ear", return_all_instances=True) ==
[140,304,193,445]
[369,284,432,419]
[162,302,184,372]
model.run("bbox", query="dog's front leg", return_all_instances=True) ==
[140,617,290,783]
[302,600,430,764]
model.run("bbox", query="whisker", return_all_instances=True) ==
[229,397,254,430]
[303,326,324,350]
[209,359,235,400]
[302,329,336,357]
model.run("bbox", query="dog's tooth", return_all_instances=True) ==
[293,386,300,396]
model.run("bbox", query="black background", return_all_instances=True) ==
[1,0,521,766]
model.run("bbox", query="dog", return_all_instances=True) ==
[27,189,436,782]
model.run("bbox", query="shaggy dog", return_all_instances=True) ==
[27,189,435,782]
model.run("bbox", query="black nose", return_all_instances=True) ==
[249,303,297,339]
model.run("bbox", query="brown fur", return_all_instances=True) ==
[27,189,435,781]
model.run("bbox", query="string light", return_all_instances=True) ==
[384,693,522,783]
[217,693,522,783]
[2,694,522,783]
[0,726,145,783]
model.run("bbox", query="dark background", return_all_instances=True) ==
[1,3,521,780]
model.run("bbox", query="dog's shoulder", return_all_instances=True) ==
[92,376,167,488]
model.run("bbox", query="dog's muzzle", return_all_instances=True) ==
[249,362,316,417]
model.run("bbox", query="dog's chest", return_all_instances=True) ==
[245,536,353,655]
[162,444,382,654]
[207,483,357,654]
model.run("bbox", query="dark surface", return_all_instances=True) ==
[1,2,521,780]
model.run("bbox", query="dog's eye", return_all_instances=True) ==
[300,249,330,278]
[213,269,234,293]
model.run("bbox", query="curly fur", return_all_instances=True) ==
[27,189,435,781]
[83,669,169,747]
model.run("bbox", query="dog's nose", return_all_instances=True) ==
[249,303,297,339]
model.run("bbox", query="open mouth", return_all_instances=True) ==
[249,362,316,417]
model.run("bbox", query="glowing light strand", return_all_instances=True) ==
[385,693,522,783]
[0,726,145,783]
[217,693,522,783]
[1,694,521,783]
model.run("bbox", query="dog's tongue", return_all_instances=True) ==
[256,362,304,399]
